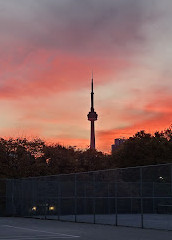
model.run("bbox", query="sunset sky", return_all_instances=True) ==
[0,0,172,153]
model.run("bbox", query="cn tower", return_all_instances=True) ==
[87,75,98,149]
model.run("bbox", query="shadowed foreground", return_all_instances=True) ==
[0,217,172,240]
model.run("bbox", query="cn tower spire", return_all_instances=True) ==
[91,75,94,111]
[87,74,98,150]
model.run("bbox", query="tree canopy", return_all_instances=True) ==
[111,129,172,168]
[1,128,172,178]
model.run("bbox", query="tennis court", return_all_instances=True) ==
[31,213,172,229]
[1,217,172,240]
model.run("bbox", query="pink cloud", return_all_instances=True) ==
[0,46,131,100]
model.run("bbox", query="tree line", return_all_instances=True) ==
[1,128,172,178]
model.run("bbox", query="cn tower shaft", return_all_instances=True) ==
[87,78,98,149]
[91,121,95,149]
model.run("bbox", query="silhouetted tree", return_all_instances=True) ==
[76,149,108,172]
[111,129,172,168]
[0,138,44,178]
[42,144,77,174]
[1,127,172,179]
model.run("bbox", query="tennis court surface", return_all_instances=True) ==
[1,218,172,240]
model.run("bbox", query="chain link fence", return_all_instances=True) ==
[0,179,6,216]
[3,163,172,230]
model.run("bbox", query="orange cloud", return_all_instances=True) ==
[97,91,172,153]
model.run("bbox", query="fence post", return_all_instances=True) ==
[21,180,24,217]
[115,181,118,226]
[93,173,96,224]
[140,167,143,228]
[11,179,15,216]
[171,164,172,196]
[58,176,60,220]
[152,182,155,213]
[107,182,110,215]
[74,174,77,222]
[44,178,47,220]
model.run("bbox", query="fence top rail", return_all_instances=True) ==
[5,162,172,181]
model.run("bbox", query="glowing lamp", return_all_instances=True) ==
[32,206,37,211]
[49,206,55,211]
